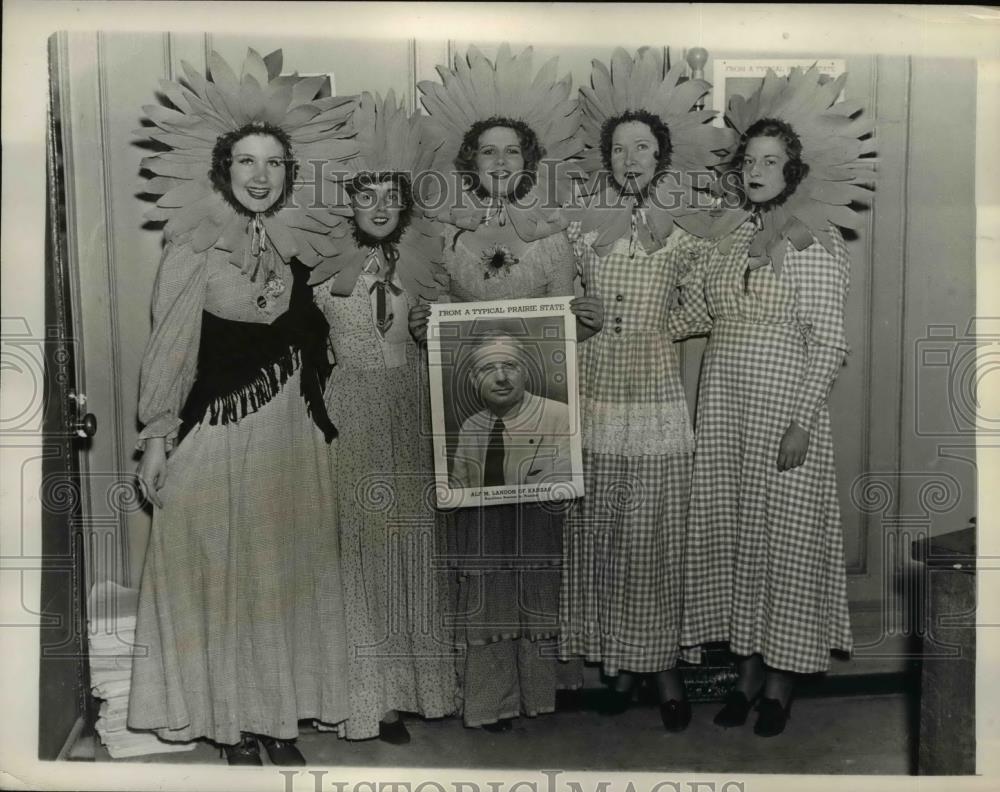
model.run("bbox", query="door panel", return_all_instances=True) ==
[39,36,92,759]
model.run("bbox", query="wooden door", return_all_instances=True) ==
[38,36,95,759]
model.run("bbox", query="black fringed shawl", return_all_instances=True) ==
[179,260,337,443]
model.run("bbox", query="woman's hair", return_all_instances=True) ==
[599,109,673,192]
[347,171,415,253]
[210,121,298,214]
[732,117,810,208]
[454,116,545,200]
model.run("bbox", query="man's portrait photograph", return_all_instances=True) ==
[427,301,584,507]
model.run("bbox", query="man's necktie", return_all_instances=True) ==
[483,417,506,487]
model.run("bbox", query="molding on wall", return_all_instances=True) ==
[850,55,911,590]
[167,32,208,80]
[407,38,417,114]
[95,32,129,584]
[851,55,881,578]
[162,31,172,81]
[52,32,90,514]
[58,33,119,592]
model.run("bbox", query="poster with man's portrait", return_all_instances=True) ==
[427,298,585,508]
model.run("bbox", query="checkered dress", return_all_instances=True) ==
[679,220,854,673]
[560,223,707,675]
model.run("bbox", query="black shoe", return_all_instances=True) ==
[222,734,262,766]
[258,735,306,766]
[659,699,692,732]
[753,697,792,737]
[714,689,761,728]
[481,718,513,733]
[598,687,632,716]
[379,719,411,745]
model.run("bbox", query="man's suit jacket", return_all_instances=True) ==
[450,391,573,488]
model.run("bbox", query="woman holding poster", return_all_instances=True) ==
[558,48,732,732]
[409,45,602,732]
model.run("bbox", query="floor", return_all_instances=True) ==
[95,693,914,775]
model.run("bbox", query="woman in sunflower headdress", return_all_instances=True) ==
[677,66,875,736]
[307,91,457,744]
[409,44,602,732]
[129,49,357,765]
[557,47,733,733]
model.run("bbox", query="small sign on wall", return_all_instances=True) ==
[712,58,847,124]
[299,72,336,97]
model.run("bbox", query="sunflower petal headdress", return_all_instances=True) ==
[417,44,583,242]
[572,47,735,257]
[139,48,357,278]
[306,90,447,301]
[714,65,876,275]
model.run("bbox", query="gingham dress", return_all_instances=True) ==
[560,222,707,675]
[679,220,854,673]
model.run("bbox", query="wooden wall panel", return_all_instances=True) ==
[900,57,978,534]
[58,32,121,590]
[98,33,175,586]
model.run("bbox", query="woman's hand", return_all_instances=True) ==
[777,421,810,472]
[408,303,431,343]
[571,296,604,341]
[136,436,168,508]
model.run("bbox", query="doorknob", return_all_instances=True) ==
[69,391,98,439]
[76,413,98,438]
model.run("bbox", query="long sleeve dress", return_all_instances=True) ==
[314,263,458,740]
[679,220,854,673]
[559,223,706,675]
[441,226,583,727]
[127,239,350,745]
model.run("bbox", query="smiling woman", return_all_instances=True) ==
[209,122,297,217]
[453,118,543,203]
[228,137,285,209]
[350,179,405,239]
[308,90,457,745]
[475,126,525,197]
[127,48,358,767]
[411,44,602,734]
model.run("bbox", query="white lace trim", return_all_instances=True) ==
[582,396,694,457]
